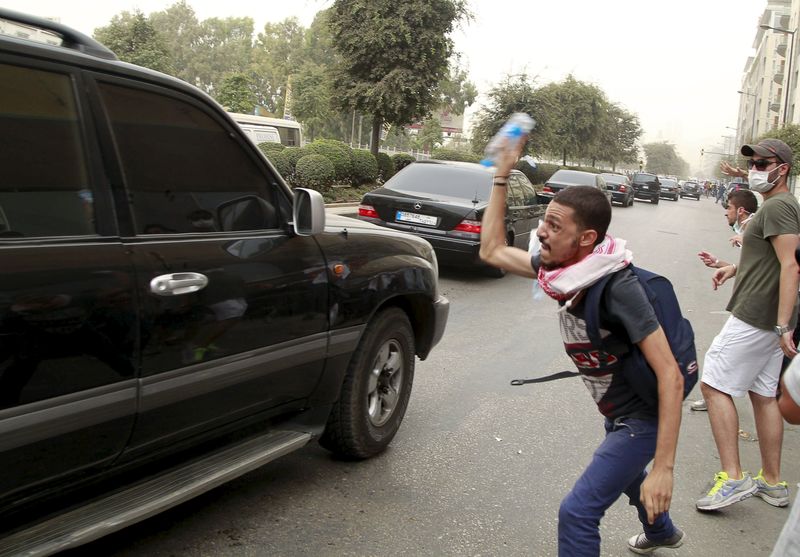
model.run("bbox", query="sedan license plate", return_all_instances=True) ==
[396,211,437,227]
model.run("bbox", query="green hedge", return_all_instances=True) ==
[295,154,335,190]
[431,148,481,163]
[392,153,416,172]
[306,139,353,183]
[258,142,285,159]
[375,152,395,182]
[283,147,309,172]
[268,151,293,182]
[351,150,379,186]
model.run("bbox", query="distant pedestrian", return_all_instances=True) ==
[480,136,685,556]
[696,139,800,512]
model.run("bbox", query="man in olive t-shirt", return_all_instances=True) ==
[697,139,800,512]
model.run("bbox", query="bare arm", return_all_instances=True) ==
[770,233,800,357]
[637,326,683,524]
[478,139,537,278]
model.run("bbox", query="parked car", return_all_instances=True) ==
[541,170,611,203]
[721,178,750,208]
[357,161,546,277]
[600,173,634,207]
[658,178,680,201]
[630,172,660,204]
[680,181,702,200]
[0,9,449,554]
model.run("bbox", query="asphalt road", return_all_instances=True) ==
[71,194,799,557]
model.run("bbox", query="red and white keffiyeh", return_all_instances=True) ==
[532,234,632,302]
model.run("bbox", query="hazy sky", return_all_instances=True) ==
[4,0,767,171]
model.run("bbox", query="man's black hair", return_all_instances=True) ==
[728,190,758,214]
[552,186,612,246]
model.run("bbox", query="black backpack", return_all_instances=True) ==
[584,265,698,407]
[512,266,698,409]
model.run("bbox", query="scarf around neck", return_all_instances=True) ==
[529,232,633,302]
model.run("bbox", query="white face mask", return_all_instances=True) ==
[748,163,785,193]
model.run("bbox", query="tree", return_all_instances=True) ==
[217,72,257,114]
[149,1,202,86]
[587,104,642,171]
[643,142,688,176]
[252,17,306,115]
[759,124,800,176]
[291,62,334,141]
[415,118,443,152]
[435,57,477,115]
[470,74,550,158]
[94,11,174,74]
[537,75,608,166]
[194,16,254,94]
[328,0,468,156]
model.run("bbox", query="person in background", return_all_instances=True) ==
[696,139,800,512]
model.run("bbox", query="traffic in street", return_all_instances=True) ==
[69,196,800,556]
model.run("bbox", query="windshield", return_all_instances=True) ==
[383,163,493,201]
[548,170,597,186]
[661,179,677,187]
[601,174,628,184]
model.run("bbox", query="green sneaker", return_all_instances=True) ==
[627,527,685,554]
[696,471,757,511]
[754,469,789,507]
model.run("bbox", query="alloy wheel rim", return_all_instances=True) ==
[366,339,404,427]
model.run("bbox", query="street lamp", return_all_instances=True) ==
[760,23,796,124]
[738,89,758,141]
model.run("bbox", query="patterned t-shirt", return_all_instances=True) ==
[556,267,660,419]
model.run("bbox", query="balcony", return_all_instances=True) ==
[774,72,785,84]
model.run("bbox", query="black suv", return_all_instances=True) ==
[631,172,660,204]
[0,9,448,553]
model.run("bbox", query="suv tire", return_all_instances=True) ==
[320,308,415,458]
[651,197,659,205]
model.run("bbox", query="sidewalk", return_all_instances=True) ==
[326,202,359,217]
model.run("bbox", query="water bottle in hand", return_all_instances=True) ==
[480,112,536,167]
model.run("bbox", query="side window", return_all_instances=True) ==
[507,176,524,206]
[97,82,280,234]
[0,63,96,238]
[515,174,539,204]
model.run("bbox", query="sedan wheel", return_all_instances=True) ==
[320,308,414,458]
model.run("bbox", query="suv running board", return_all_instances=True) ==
[0,430,311,556]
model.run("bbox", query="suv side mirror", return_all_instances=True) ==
[293,188,325,236]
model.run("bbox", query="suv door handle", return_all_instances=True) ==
[149,273,208,296]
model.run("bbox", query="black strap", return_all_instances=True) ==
[510,370,579,386]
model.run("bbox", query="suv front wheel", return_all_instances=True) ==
[320,308,415,458]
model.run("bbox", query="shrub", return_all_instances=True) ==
[350,150,379,186]
[267,151,293,182]
[295,154,335,190]
[282,147,309,172]
[305,139,353,183]
[392,153,416,172]
[431,148,481,163]
[375,152,395,182]
[258,142,285,159]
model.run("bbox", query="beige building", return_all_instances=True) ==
[737,1,791,147]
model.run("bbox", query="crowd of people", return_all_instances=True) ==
[479,136,800,556]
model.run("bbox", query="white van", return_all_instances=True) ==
[229,113,303,147]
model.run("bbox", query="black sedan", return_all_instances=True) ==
[680,181,701,200]
[542,169,611,202]
[600,173,634,206]
[659,178,680,201]
[357,160,546,277]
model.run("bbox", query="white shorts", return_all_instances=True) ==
[702,315,783,398]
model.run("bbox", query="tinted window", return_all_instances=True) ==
[661,179,678,187]
[548,170,597,186]
[633,173,659,185]
[0,63,96,237]
[98,82,280,234]
[384,163,493,201]
[601,174,628,185]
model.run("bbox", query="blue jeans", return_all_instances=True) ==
[558,417,677,557]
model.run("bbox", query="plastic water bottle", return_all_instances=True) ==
[480,112,536,167]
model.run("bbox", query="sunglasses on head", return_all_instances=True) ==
[747,158,777,170]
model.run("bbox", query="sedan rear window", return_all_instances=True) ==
[548,170,597,186]
[384,163,493,201]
